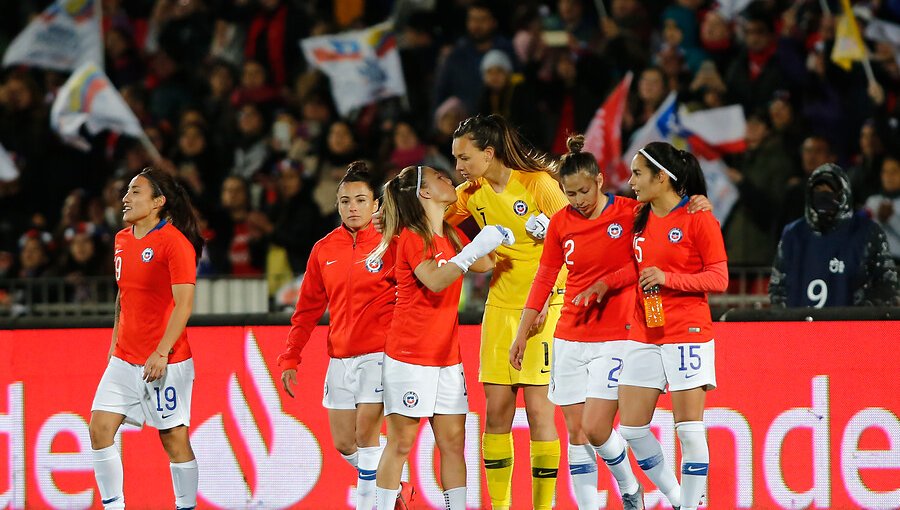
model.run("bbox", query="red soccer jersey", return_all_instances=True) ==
[632,202,727,344]
[387,227,469,367]
[277,223,396,369]
[525,194,638,342]
[113,221,196,364]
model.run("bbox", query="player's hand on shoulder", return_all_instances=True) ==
[281,369,298,398]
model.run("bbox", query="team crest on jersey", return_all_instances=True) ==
[667,228,683,243]
[141,247,154,262]
[403,391,419,408]
[366,258,383,273]
[607,223,623,239]
[512,200,528,216]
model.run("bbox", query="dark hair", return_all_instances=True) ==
[453,114,555,174]
[339,160,379,197]
[368,166,463,264]
[557,134,600,178]
[632,142,707,234]
[138,167,204,261]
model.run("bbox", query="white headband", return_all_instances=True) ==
[639,148,678,181]
[415,165,423,195]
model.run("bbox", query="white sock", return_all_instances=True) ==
[443,486,466,510]
[594,429,640,496]
[356,446,383,510]
[375,486,399,510]
[92,445,125,509]
[568,443,599,509]
[342,449,360,469]
[619,424,681,507]
[676,421,709,510]
[170,459,198,509]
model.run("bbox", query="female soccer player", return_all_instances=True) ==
[369,165,513,510]
[509,134,645,509]
[448,114,568,510]
[89,167,204,510]
[277,162,400,510]
[618,142,728,510]
[509,136,711,509]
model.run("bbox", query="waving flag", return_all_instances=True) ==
[50,63,144,151]
[623,94,743,223]
[0,143,19,182]
[584,72,632,192]
[301,22,407,116]
[2,0,102,71]
[832,0,867,70]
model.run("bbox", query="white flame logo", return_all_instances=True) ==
[193,330,321,508]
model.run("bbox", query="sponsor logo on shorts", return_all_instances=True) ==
[161,413,174,419]
[513,200,528,216]
[540,368,550,374]
[607,223,623,239]
[374,387,384,393]
[366,258,383,273]
[141,247,154,262]
[403,391,419,408]
[667,228,683,243]
[685,372,698,379]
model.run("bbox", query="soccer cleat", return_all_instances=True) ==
[622,484,644,510]
[395,481,415,510]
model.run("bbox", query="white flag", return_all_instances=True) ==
[50,63,144,151]
[301,22,407,116]
[0,143,19,182]
[2,0,103,71]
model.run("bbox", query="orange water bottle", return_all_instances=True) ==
[643,285,665,327]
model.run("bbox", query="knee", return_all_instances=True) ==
[565,421,585,444]
[88,420,116,450]
[435,430,466,457]
[389,436,415,458]
[524,406,554,433]
[159,428,194,461]
[584,423,612,447]
[333,438,357,457]
[484,406,514,432]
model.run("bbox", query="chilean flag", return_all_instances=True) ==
[583,72,632,192]
[623,95,745,223]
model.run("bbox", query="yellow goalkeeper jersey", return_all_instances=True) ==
[445,169,568,309]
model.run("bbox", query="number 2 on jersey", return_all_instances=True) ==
[564,239,575,266]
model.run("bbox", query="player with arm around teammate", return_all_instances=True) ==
[618,142,729,510]
[277,161,402,510]
[368,165,514,510]
[89,167,204,510]
[448,114,569,510]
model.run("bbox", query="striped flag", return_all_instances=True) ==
[584,72,633,192]
[2,0,103,71]
[50,63,144,151]
[623,95,743,223]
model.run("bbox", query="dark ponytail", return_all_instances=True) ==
[139,167,204,261]
[453,114,555,174]
[632,142,707,234]
[556,133,601,178]
[339,160,379,197]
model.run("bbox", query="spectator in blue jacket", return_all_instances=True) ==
[770,163,900,307]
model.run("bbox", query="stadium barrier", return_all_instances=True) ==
[1,317,898,509]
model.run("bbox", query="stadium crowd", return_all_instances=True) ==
[1,0,899,306]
